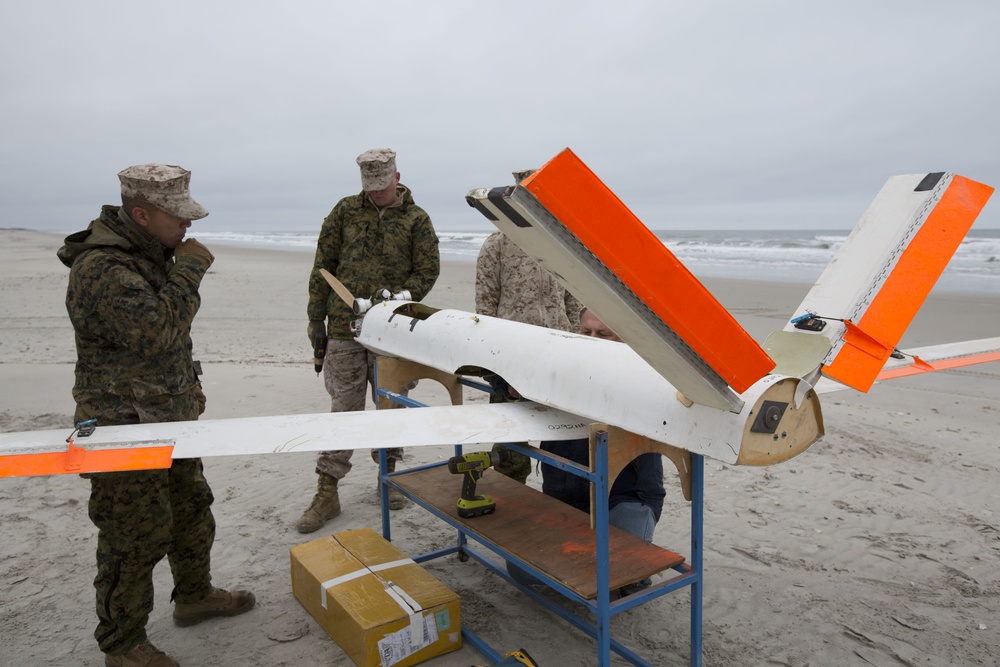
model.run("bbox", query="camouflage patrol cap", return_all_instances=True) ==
[356,148,397,191]
[117,164,208,220]
[512,169,537,183]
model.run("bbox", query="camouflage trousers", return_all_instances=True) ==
[315,338,409,479]
[88,458,215,654]
[488,391,533,483]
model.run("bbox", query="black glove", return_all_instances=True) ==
[307,320,326,345]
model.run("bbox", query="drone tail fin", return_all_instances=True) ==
[776,172,993,392]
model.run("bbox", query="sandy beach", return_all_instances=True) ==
[1,228,998,666]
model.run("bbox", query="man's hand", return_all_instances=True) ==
[308,320,326,345]
[193,384,207,415]
[175,238,215,269]
[485,374,522,402]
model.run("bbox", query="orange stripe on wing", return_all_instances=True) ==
[877,349,1000,381]
[0,444,174,478]
[523,149,774,393]
[824,175,994,392]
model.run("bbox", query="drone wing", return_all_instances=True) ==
[467,149,775,413]
[0,402,587,478]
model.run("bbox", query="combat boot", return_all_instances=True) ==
[104,640,179,667]
[382,459,407,510]
[173,587,256,627]
[296,474,341,533]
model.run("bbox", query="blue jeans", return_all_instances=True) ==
[609,501,656,542]
[508,502,656,586]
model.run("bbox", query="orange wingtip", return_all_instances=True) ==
[522,149,774,393]
[0,443,174,478]
[877,349,1000,381]
[824,174,993,392]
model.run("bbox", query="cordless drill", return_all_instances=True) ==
[447,449,513,518]
[312,334,327,376]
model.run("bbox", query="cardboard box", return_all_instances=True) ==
[291,527,461,667]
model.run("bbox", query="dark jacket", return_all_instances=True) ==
[541,438,665,522]
[58,205,206,425]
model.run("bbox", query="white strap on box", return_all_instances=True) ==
[319,557,415,609]
[384,582,425,645]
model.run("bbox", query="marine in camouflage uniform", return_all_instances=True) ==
[59,165,253,666]
[300,149,439,533]
[475,172,582,483]
[475,231,582,332]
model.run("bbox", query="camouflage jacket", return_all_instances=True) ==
[475,231,581,332]
[57,206,206,426]
[307,184,440,339]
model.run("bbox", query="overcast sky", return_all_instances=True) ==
[1,1,998,233]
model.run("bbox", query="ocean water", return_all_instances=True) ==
[193,228,1000,294]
